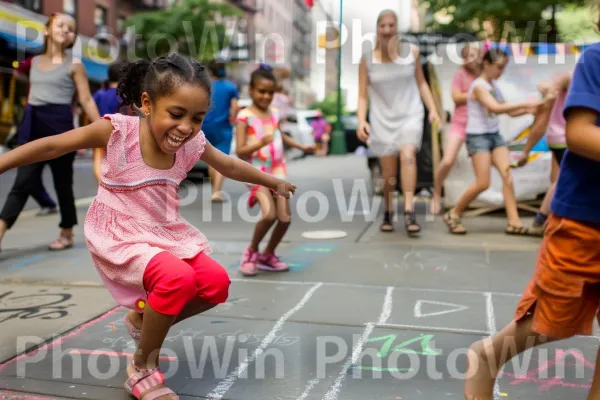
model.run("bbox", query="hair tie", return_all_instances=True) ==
[258,63,272,71]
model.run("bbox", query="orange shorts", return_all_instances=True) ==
[515,214,600,339]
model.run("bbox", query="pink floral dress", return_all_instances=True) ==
[84,113,212,312]
[236,107,287,207]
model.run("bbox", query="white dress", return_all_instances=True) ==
[365,44,425,156]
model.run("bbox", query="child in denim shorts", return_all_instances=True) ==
[443,49,541,235]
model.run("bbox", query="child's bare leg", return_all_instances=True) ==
[465,314,557,399]
[249,187,277,251]
[173,299,216,325]
[129,303,177,399]
[432,134,464,214]
[264,196,291,254]
[586,346,600,400]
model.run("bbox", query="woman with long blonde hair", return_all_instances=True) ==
[357,9,441,236]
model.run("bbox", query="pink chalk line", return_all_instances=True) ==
[499,349,595,391]
[0,306,123,372]
[0,390,56,400]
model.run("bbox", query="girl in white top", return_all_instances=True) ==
[443,49,540,235]
[357,9,441,236]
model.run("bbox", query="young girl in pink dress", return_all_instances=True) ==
[431,43,481,214]
[236,65,314,276]
[0,53,295,400]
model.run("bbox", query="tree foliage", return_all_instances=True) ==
[124,0,243,61]
[426,0,587,42]
[310,92,348,119]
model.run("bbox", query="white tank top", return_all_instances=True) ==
[466,77,504,135]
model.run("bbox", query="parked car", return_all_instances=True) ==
[281,109,318,160]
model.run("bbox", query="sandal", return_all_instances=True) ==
[505,224,531,236]
[404,210,421,236]
[443,211,466,235]
[124,360,179,399]
[48,234,73,251]
[124,314,142,346]
[380,211,394,232]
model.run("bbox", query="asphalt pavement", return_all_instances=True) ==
[0,154,596,400]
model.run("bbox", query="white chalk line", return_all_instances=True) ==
[297,378,320,400]
[320,286,396,400]
[205,282,322,399]
[322,322,375,400]
[378,287,394,324]
[229,278,522,297]
[485,292,502,400]
[374,323,490,336]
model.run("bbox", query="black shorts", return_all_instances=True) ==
[551,147,566,165]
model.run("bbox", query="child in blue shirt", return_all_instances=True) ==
[463,42,600,399]
[93,62,122,116]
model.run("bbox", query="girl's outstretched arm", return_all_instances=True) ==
[201,142,295,197]
[0,119,113,174]
[474,85,539,115]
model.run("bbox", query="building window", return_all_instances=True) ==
[63,0,76,17]
[117,16,126,33]
[95,5,107,27]
[14,0,42,13]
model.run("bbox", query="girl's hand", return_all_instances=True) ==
[357,121,370,142]
[261,133,274,145]
[302,144,316,154]
[517,151,530,167]
[429,111,442,126]
[274,181,296,198]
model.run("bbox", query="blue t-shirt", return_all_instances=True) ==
[203,79,238,129]
[93,87,121,116]
[551,43,600,224]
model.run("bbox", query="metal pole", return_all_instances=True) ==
[329,0,346,155]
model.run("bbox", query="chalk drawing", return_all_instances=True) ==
[414,300,469,318]
[500,349,595,391]
[220,297,249,310]
[366,334,442,357]
[217,330,300,347]
[206,283,322,399]
[0,289,75,323]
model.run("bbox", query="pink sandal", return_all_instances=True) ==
[124,314,142,346]
[48,234,74,251]
[124,360,178,399]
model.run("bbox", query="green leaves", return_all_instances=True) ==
[124,0,244,61]
[426,0,588,42]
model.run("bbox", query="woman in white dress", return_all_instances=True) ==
[357,9,441,236]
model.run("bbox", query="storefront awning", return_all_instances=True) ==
[0,30,108,83]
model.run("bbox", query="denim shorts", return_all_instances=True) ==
[466,132,506,155]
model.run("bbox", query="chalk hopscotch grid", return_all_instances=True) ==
[206,282,323,400]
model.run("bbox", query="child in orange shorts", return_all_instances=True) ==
[463,42,600,399]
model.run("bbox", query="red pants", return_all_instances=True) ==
[143,251,230,316]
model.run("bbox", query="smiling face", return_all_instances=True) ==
[250,77,276,112]
[376,11,398,46]
[46,14,76,50]
[141,83,210,154]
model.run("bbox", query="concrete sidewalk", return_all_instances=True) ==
[0,155,592,400]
